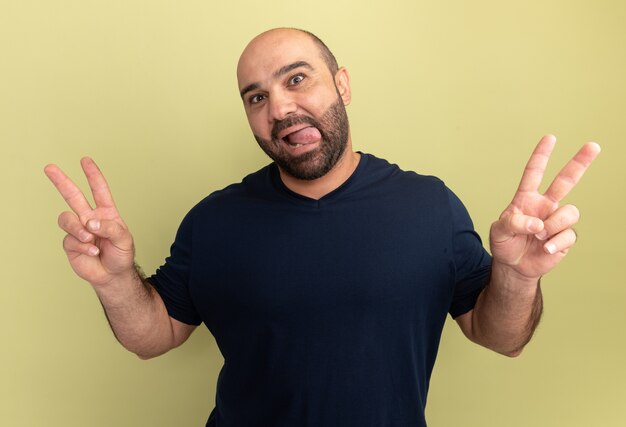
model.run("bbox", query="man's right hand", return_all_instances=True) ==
[45,157,196,358]
[44,157,135,288]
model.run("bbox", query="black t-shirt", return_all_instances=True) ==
[150,153,491,427]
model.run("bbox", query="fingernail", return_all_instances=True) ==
[79,230,92,242]
[545,242,557,254]
[88,219,100,231]
[526,218,543,234]
[535,230,549,240]
[88,246,100,256]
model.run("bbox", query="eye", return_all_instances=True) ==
[249,93,266,105]
[289,74,305,85]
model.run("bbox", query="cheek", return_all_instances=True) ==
[299,88,340,117]
[246,112,269,138]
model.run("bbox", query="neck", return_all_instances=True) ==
[278,147,361,200]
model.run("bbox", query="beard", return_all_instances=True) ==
[253,97,350,181]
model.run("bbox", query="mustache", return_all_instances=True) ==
[271,115,322,141]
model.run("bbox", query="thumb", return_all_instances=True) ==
[86,219,133,250]
[491,213,544,244]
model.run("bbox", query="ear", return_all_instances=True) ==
[334,67,351,106]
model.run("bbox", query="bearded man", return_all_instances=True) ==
[45,28,600,427]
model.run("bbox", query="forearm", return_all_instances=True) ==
[92,267,177,359]
[470,261,543,356]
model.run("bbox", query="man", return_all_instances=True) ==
[45,28,600,426]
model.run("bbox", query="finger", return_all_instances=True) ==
[44,164,94,217]
[544,228,577,255]
[86,219,133,250]
[491,212,544,243]
[63,234,100,257]
[58,211,94,243]
[535,204,580,241]
[544,142,601,203]
[516,135,557,194]
[80,157,117,209]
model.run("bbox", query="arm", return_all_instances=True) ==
[93,263,196,359]
[45,157,195,359]
[456,263,543,357]
[456,135,600,356]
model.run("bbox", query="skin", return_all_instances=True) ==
[44,28,601,359]
[44,157,194,358]
[237,29,360,199]
[456,135,600,355]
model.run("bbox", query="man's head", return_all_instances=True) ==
[295,29,339,76]
[237,28,352,181]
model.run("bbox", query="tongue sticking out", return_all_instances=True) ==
[285,127,321,145]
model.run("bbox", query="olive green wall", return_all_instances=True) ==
[2,1,624,426]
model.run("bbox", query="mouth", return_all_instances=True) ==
[279,126,322,148]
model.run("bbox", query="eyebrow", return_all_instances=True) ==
[239,61,314,99]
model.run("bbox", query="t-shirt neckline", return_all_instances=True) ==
[270,152,369,207]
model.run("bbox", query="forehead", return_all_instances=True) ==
[237,30,324,89]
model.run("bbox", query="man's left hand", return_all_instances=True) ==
[489,135,601,281]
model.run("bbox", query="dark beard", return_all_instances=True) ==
[254,97,350,180]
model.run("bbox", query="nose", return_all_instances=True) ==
[268,90,297,123]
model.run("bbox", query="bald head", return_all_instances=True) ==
[293,29,339,75]
[234,28,353,184]
[237,28,339,85]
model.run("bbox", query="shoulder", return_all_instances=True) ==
[184,163,277,221]
[359,153,448,198]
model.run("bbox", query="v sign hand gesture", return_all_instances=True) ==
[44,157,135,288]
[44,157,195,358]
[456,135,600,356]
[490,135,601,280]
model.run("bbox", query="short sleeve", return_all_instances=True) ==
[148,210,203,326]
[446,187,492,318]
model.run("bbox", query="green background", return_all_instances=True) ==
[2,1,624,426]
